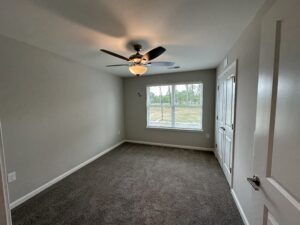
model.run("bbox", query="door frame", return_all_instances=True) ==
[215,60,238,188]
[0,120,12,225]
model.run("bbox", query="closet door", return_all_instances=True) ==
[223,70,236,183]
[215,61,237,185]
[216,81,225,163]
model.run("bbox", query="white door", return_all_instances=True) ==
[216,61,237,185]
[251,0,300,224]
[216,80,225,162]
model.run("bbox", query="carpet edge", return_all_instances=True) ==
[10,140,125,209]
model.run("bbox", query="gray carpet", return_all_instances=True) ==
[12,143,243,225]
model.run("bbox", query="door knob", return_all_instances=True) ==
[247,175,260,191]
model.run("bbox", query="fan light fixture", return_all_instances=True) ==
[129,64,148,76]
[100,44,174,76]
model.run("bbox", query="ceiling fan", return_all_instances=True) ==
[100,44,175,76]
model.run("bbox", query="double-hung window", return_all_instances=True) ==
[147,83,203,130]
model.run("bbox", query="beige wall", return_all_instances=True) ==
[124,70,216,148]
[216,0,275,224]
[0,34,124,203]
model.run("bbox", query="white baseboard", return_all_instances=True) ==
[10,140,125,209]
[214,150,222,165]
[125,139,214,151]
[231,189,250,225]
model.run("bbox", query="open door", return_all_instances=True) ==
[0,121,12,225]
[251,0,300,224]
[216,61,237,185]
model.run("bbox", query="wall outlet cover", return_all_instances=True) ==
[8,171,16,183]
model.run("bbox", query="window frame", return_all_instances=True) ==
[146,82,204,131]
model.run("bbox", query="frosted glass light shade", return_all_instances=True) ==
[129,65,148,76]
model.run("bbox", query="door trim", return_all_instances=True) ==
[215,59,238,188]
[0,120,12,225]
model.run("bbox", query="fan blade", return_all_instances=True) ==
[147,61,175,67]
[106,64,129,67]
[100,49,129,61]
[143,46,166,61]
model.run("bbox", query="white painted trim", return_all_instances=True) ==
[0,120,12,225]
[214,149,222,165]
[231,189,250,225]
[10,140,125,209]
[125,140,214,151]
[218,59,237,80]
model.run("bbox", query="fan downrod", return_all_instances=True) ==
[133,44,142,52]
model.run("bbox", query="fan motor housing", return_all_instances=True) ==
[129,53,145,64]
[133,44,142,52]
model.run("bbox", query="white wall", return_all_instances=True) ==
[216,0,275,224]
[0,34,124,203]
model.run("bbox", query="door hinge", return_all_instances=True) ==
[215,144,217,148]
[231,124,234,129]
[230,168,232,173]
[217,115,219,120]
[233,76,236,83]
[217,85,219,90]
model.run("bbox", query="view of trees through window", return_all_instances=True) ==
[147,83,203,130]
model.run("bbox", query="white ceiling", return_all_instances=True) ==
[0,0,264,77]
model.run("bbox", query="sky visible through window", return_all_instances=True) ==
[149,85,187,97]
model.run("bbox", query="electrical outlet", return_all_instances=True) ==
[8,171,16,183]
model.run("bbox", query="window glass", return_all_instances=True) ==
[148,85,172,127]
[147,83,203,130]
[174,84,202,129]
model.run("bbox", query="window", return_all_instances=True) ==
[147,83,203,130]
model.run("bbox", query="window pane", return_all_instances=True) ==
[147,83,203,130]
[149,86,160,105]
[148,85,172,127]
[174,106,202,129]
[174,84,202,129]
[149,105,172,127]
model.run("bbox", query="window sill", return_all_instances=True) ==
[146,126,203,132]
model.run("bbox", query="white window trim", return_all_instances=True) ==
[146,126,203,132]
[146,82,203,131]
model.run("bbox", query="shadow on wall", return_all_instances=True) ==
[29,0,127,37]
